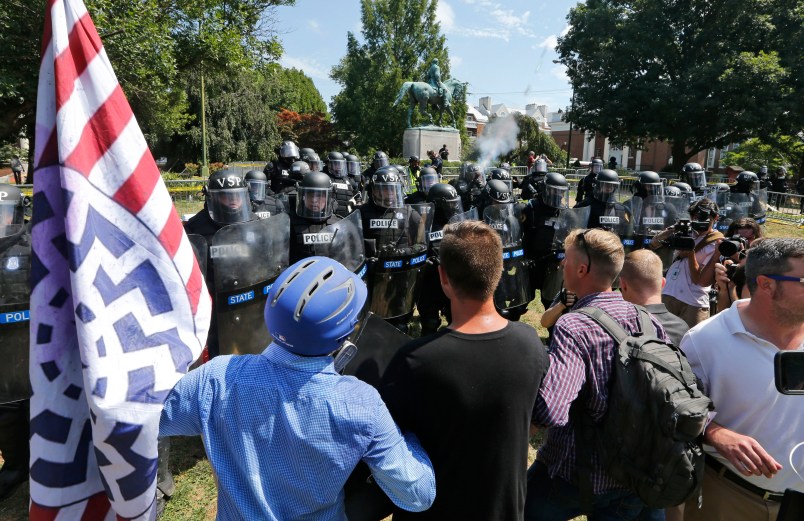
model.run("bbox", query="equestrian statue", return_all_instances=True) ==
[393,59,467,129]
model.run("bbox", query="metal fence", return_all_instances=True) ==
[766,191,803,225]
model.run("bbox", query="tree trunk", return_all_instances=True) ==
[670,141,695,175]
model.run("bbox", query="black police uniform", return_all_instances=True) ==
[252,196,286,220]
[521,200,562,309]
[288,195,342,264]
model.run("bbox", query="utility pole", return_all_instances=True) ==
[565,89,575,170]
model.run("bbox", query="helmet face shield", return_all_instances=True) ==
[297,186,333,220]
[643,182,664,199]
[309,159,323,172]
[689,171,706,189]
[328,159,347,178]
[0,200,24,237]
[542,184,569,209]
[372,182,404,208]
[373,156,389,169]
[534,159,547,173]
[439,197,464,221]
[347,160,361,177]
[279,142,300,161]
[594,180,619,202]
[207,188,252,224]
[246,179,267,202]
[420,172,439,194]
[591,162,603,174]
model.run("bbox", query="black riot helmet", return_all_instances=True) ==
[0,183,25,237]
[758,165,768,178]
[370,166,405,208]
[590,157,604,174]
[776,166,787,178]
[634,171,664,200]
[664,185,682,198]
[206,169,253,224]
[244,170,268,203]
[418,166,440,194]
[460,162,485,187]
[593,169,620,202]
[345,154,361,177]
[534,158,548,174]
[304,151,323,172]
[299,148,316,162]
[372,151,389,170]
[711,182,731,207]
[486,179,512,204]
[542,172,570,209]
[489,168,513,192]
[735,171,759,193]
[427,182,463,222]
[326,151,347,178]
[278,141,300,163]
[290,160,311,181]
[673,182,693,196]
[681,162,706,190]
[297,171,333,221]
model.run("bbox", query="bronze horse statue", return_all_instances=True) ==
[393,78,467,128]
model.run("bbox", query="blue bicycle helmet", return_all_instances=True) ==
[264,257,367,356]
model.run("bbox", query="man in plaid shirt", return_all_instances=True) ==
[525,228,668,521]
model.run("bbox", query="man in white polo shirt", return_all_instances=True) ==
[680,238,804,521]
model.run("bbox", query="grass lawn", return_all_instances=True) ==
[1,221,799,519]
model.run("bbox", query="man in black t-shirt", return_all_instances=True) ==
[380,221,550,520]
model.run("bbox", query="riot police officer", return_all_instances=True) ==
[517,157,548,200]
[360,166,406,240]
[521,172,571,310]
[449,161,485,211]
[770,166,788,194]
[681,162,707,194]
[288,171,343,264]
[0,183,30,500]
[361,151,390,187]
[323,152,361,217]
[244,169,285,219]
[624,171,678,249]
[300,148,324,173]
[406,156,421,193]
[757,165,770,190]
[264,140,301,193]
[728,171,766,223]
[404,166,440,204]
[575,168,634,234]
[487,167,513,192]
[476,177,512,217]
[345,153,365,201]
[417,183,464,335]
[575,157,604,204]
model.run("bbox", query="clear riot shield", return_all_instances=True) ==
[212,214,290,356]
[483,204,530,310]
[541,206,590,304]
[599,204,636,251]
[186,234,208,277]
[423,208,479,256]
[628,196,684,249]
[305,211,367,277]
[0,227,32,403]
[719,192,767,232]
[369,204,433,319]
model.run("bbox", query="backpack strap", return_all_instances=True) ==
[693,230,724,253]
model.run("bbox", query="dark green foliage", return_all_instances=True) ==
[330,0,465,156]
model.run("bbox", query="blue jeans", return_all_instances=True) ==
[524,461,663,521]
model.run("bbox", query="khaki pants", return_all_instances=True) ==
[683,463,781,521]
[662,294,710,328]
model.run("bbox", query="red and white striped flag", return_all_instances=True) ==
[29,0,211,518]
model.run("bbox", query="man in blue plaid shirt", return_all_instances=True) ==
[525,228,668,521]
[160,257,435,520]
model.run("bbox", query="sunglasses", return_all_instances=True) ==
[761,274,804,284]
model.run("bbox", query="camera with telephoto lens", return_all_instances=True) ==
[664,219,696,250]
[719,235,749,259]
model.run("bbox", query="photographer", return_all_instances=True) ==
[713,218,765,314]
[649,198,723,327]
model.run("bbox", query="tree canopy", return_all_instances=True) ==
[556,0,799,170]
[330,0,465,156]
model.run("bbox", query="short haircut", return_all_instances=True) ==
[745,238,804,293]
[688,197,719,219]
[440,221,503,301]
[621,249,663,293]
[725,217,762,239]
[565,228,624,284]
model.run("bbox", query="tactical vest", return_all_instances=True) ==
[252,196,286,220]
[331,179,358,218]
[0,228,31,307]
[288,211,341,264]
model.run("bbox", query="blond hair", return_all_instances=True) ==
[565,228,624,284]
[621,249,663,293]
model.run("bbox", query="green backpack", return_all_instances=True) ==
[572,305,713,509]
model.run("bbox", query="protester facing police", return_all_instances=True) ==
[0,183,31,500]
[159,257,436,519]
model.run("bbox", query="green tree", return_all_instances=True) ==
[268,66,328,115]
[722,135,804,175]
[509,113,566,166]
[330,0,464,156]
[556,0,793,170]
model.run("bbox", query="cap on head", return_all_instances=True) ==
[265,257,367,356]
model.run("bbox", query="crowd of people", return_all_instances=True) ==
[1,140,803,520]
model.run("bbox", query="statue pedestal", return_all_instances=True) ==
[402,126,460,162]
